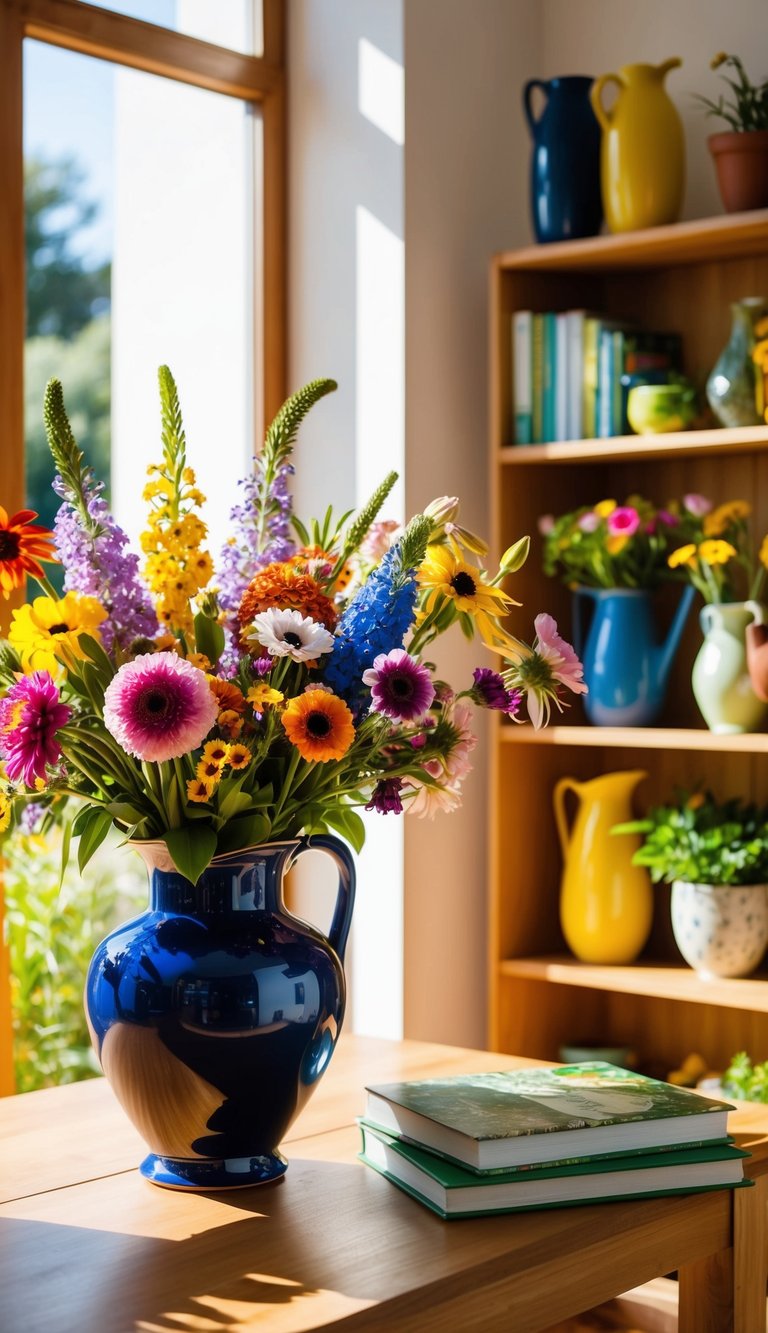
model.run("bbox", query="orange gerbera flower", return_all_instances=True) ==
[0,507,58,599]
[281,689,354,762]
[208,677,246,715]
[238,562,338,642]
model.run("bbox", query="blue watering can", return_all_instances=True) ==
[572,584,696,726]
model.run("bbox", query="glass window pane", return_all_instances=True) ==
[24,39,258,575]
[83,0,263,57]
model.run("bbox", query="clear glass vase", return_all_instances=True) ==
[706,297,768,428]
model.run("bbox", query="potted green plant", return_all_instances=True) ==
[615,791,768,979]
[695,53,768,212]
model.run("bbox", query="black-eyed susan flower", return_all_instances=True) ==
[226,743,251,770]
[281,689,354,762]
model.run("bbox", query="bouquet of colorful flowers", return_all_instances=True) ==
[666,494,768,603]
[0,370,585,885]
[539,494,697,590]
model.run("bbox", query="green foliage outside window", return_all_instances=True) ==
[4,832,142,1093]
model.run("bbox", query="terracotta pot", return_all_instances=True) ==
[708,130,768,213]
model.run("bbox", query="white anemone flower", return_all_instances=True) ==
[246,608,335,662]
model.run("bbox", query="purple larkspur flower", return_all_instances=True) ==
[0,671,71,785]
[103,652,217,761]
[366,777,404,815]
[217,462,296,617]
[20,801,46,834]
[362,649,434,721]
[53,476,157,654]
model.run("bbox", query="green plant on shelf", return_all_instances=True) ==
[614,790,768,887]
[723,1051,768,1102]
[694,53,768,133]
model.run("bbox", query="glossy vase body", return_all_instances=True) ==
[84,837,355,1190]
[692,601,768,734]
[555,770,653,964]
[590,60,684,232]
[573,585,695,726]
[523,76,602,243]
[671,881,768,979]
[706,298,767,427]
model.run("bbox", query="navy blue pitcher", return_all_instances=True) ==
[523,75,603,244]
[85,836,355,1190]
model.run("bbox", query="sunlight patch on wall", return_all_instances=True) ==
[358,38,404,145]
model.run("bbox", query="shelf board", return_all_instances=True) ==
[494,209,768,273]
[499,955,768,1011]
[498,425,768,465]
[499,725,768,752]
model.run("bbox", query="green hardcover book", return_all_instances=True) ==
[363,1062,735,1173]
[531,312,545,443]
[358,1122,750,1220]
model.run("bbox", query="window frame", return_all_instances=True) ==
[0,0,286,531]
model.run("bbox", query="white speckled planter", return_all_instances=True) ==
[671,881,768,979]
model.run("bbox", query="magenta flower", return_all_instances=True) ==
[0,671,71,786]
[103,652,218,762]
[607,506,640,537]
[362,648,435,722]
[366,778,404,815]
[472,667,519,713]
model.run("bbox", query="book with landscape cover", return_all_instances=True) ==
[358,1122,750,1220]
[363,1062,735,1172]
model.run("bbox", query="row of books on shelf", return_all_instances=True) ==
[358,1060,749,1219]
[511,310,682,445]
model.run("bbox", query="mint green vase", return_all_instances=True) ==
[692,601,768,734]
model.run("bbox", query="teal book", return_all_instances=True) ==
[512,310,533,444]
[358,1122,750,1220]
[531,312,545,443]
[541,311,557,442]
[363,1062,735,1172]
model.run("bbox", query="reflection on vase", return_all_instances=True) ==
[572,585,695,726]
[85,836,355,1190]
[691,601,768,734]
[706,298,768,427]
[554,770,653,964]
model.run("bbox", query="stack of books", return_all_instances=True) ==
[512,310,682,444]
[357,1061,749,1219]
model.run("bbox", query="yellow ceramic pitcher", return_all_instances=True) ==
[590,59,685,232]
[554,770,653,964]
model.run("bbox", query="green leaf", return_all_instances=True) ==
[106,800,147,825]
[218,789,254,821]
[59,819,73,891]
[216,811,271,854]
[77,808,113,874]
[77,633,115,681]
[164,824,218,885]
[320,806,366,855]
[193,610,226,666]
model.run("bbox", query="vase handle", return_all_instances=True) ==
[745,599,764,626]
[523,79,549,134]
[292,833,356,962]
[590,72,622,132]
[553,777,580,860]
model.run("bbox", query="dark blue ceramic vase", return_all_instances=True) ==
[85,836,355,1191]
[523,75,603,243]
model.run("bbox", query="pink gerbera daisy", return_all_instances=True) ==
[362,648,435,722]
[103,652,218,762]
[0,670,71,786]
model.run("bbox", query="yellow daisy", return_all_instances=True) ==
[698,539,737,566]
[186,777,214,804]
[202,740,230,765]
[196,758,224,784]
[593,499,617,518]
[417,544,519,650]
[605,534,629,556]
[9,592,106,674]
[703,500,750,536]
[226,744,251,770]
[668,544,698,569]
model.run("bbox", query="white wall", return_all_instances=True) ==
[288,0,405,1038]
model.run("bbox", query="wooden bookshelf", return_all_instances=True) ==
[488,210,768,1074]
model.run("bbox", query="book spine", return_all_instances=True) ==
[555,313,568,442]
[612,331,624,437]
[512,311,533,445]
[531,313,545,444]
[597,327,614,439]
[582,317,600,438]
[565,311,584,440]
[542,312,556,443]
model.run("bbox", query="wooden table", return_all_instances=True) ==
[1,1035,767,1333]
